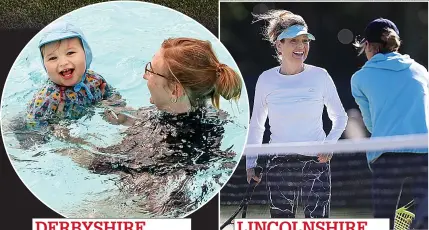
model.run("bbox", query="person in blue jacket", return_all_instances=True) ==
[351,18,428,229]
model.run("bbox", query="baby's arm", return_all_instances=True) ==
[25,85,88,145]
[5,113,49,150]
[12,86,58,149]
[91,71,126,106]
[91,71,138,126]
[25,86,56,130]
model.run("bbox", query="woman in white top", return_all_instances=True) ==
[246,10,348,218]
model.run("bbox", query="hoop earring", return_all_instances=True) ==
[171,97,177,103]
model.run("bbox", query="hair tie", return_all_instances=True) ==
[216,63,225,77]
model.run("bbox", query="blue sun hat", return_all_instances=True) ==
[38,21,94,99]
[277,24,316,41]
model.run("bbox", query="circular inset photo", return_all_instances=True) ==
[0,1,249,218]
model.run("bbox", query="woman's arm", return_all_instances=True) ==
[246,74,269,170]
[323,71,348,142]
[49,124,93,146]
[351,74,372,133]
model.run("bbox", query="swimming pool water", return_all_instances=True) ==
[0,1,249,218]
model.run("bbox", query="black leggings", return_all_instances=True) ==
[265,154,331,218]
[370,153,428,229]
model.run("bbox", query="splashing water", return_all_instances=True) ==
[0,1,249,218]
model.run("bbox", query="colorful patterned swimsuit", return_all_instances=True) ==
[26,70,112,128]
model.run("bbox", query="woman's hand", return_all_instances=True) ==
[103,109,136,126]
[104,109,127,125]
[246,168,262,184]
[317,153,332,163]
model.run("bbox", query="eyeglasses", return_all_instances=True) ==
[144,61,190,104]
[144,62,169,79]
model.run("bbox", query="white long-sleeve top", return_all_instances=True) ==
[246,64,348,169]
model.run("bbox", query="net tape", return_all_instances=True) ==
[243,134,428,156]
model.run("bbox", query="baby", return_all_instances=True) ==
[26,21,116,128]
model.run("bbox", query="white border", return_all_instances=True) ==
[217,1,429,228]
[0,0,250,221]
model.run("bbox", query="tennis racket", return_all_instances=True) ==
[220,167,261,230]
[394,177,415,230]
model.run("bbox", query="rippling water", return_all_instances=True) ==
[0,1,249,218]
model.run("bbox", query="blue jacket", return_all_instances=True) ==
[351,52,429,163]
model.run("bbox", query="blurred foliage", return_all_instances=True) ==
[0,0,217,32]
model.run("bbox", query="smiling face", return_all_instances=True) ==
[143,48,177,110]
[276,34,310,65]
[41,37,86,87]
